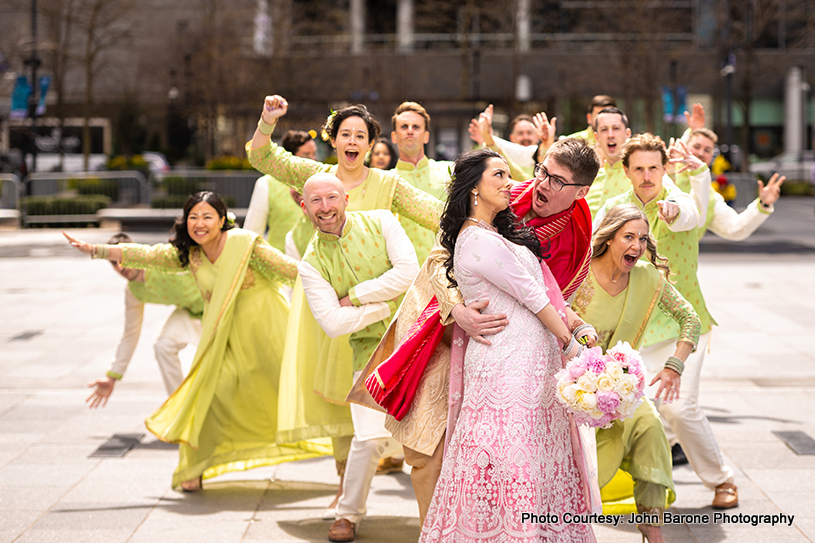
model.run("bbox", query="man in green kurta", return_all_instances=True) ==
[596,133,738,510]
[390,102,452,264]
[297,173,419,542]
[585,107,634,217]
[563,94,617,147]
[86,233,203,408]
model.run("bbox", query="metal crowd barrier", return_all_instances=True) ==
[0,174,22,227]
[724,172,759,210]
[22,171,149,227]
[149,170,261,209]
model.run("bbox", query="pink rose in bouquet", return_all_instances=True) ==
[555,340,645,428]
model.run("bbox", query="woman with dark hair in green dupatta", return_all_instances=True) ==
[64,191,330,491]
[572,204,702,543]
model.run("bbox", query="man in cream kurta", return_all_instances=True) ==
[297,173,419,542]
[596,133,739,510]
[389,102,452,265]
[86,234,203,408]
[678,127,783,242]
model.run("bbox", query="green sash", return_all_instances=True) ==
[145,229,257,448]
[577,261,665,350]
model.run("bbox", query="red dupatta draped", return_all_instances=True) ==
[509,179,593,300]
[365,298,446,421]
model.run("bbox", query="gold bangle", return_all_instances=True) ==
[91,244,110,260]
[257,118,275,135]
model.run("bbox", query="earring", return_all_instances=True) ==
[473,192,478,206]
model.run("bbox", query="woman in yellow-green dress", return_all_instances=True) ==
[246,96,443,489]
[64,191,329,490]
[572,204,701,543]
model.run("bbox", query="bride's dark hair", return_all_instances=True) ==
[439,148,542,288]
[170,191,235,267]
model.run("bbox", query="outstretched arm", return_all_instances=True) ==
[250,240,299,286]
[63,232,183,271]
[392,177,444,231]
[708,174,783,240]
[246,95,325,191]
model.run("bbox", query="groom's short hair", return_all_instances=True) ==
[544,138,601,187]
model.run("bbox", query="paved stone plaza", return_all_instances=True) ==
[1,197,814,542]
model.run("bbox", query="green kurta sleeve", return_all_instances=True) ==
[250,242,298,286]
[120,243,185,272]
[246,140,328,192]
[657,281,701,349]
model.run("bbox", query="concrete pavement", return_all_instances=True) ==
[1,197,814,542]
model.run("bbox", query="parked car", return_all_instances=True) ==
[142,152,171,174]
[750,150,815,182]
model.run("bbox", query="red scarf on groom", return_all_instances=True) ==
[510,178,593,300]
[364,177,594,419]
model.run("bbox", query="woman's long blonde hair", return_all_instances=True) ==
[592,204,670,276]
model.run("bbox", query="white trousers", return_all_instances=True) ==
[153,308,201,395]
[335,371,401,525]
[641,332,733,490]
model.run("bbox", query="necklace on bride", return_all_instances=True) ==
[465,217,497,231]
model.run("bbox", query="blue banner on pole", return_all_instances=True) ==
[36,75,50,116]
[10,76,30,119]
[662,85,688,123]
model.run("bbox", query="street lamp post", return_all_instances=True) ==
[24,0,40,176]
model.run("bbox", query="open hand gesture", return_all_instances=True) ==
[650,367,681,404]
[683,103,706,130]
[86,377,116,408]
[63,231,93,256]
[532,112,557,153]
[668,138,705,174]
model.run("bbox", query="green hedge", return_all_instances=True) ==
[75,178,119,201]
[780,181,815,196]
[163,176,200,196]
[23,195,111,215]
[151,194,236,209]
[205,155,254,170]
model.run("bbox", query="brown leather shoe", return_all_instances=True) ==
[712,482,738,509]
[328,518,356,542]
[376,456,404,475]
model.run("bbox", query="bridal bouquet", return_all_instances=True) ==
[555,341,646,428]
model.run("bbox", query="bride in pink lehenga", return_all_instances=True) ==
[420,149,598,543]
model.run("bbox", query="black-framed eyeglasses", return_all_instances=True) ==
[534,163,584,192]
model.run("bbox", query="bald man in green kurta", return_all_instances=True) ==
[297,173,419,541]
